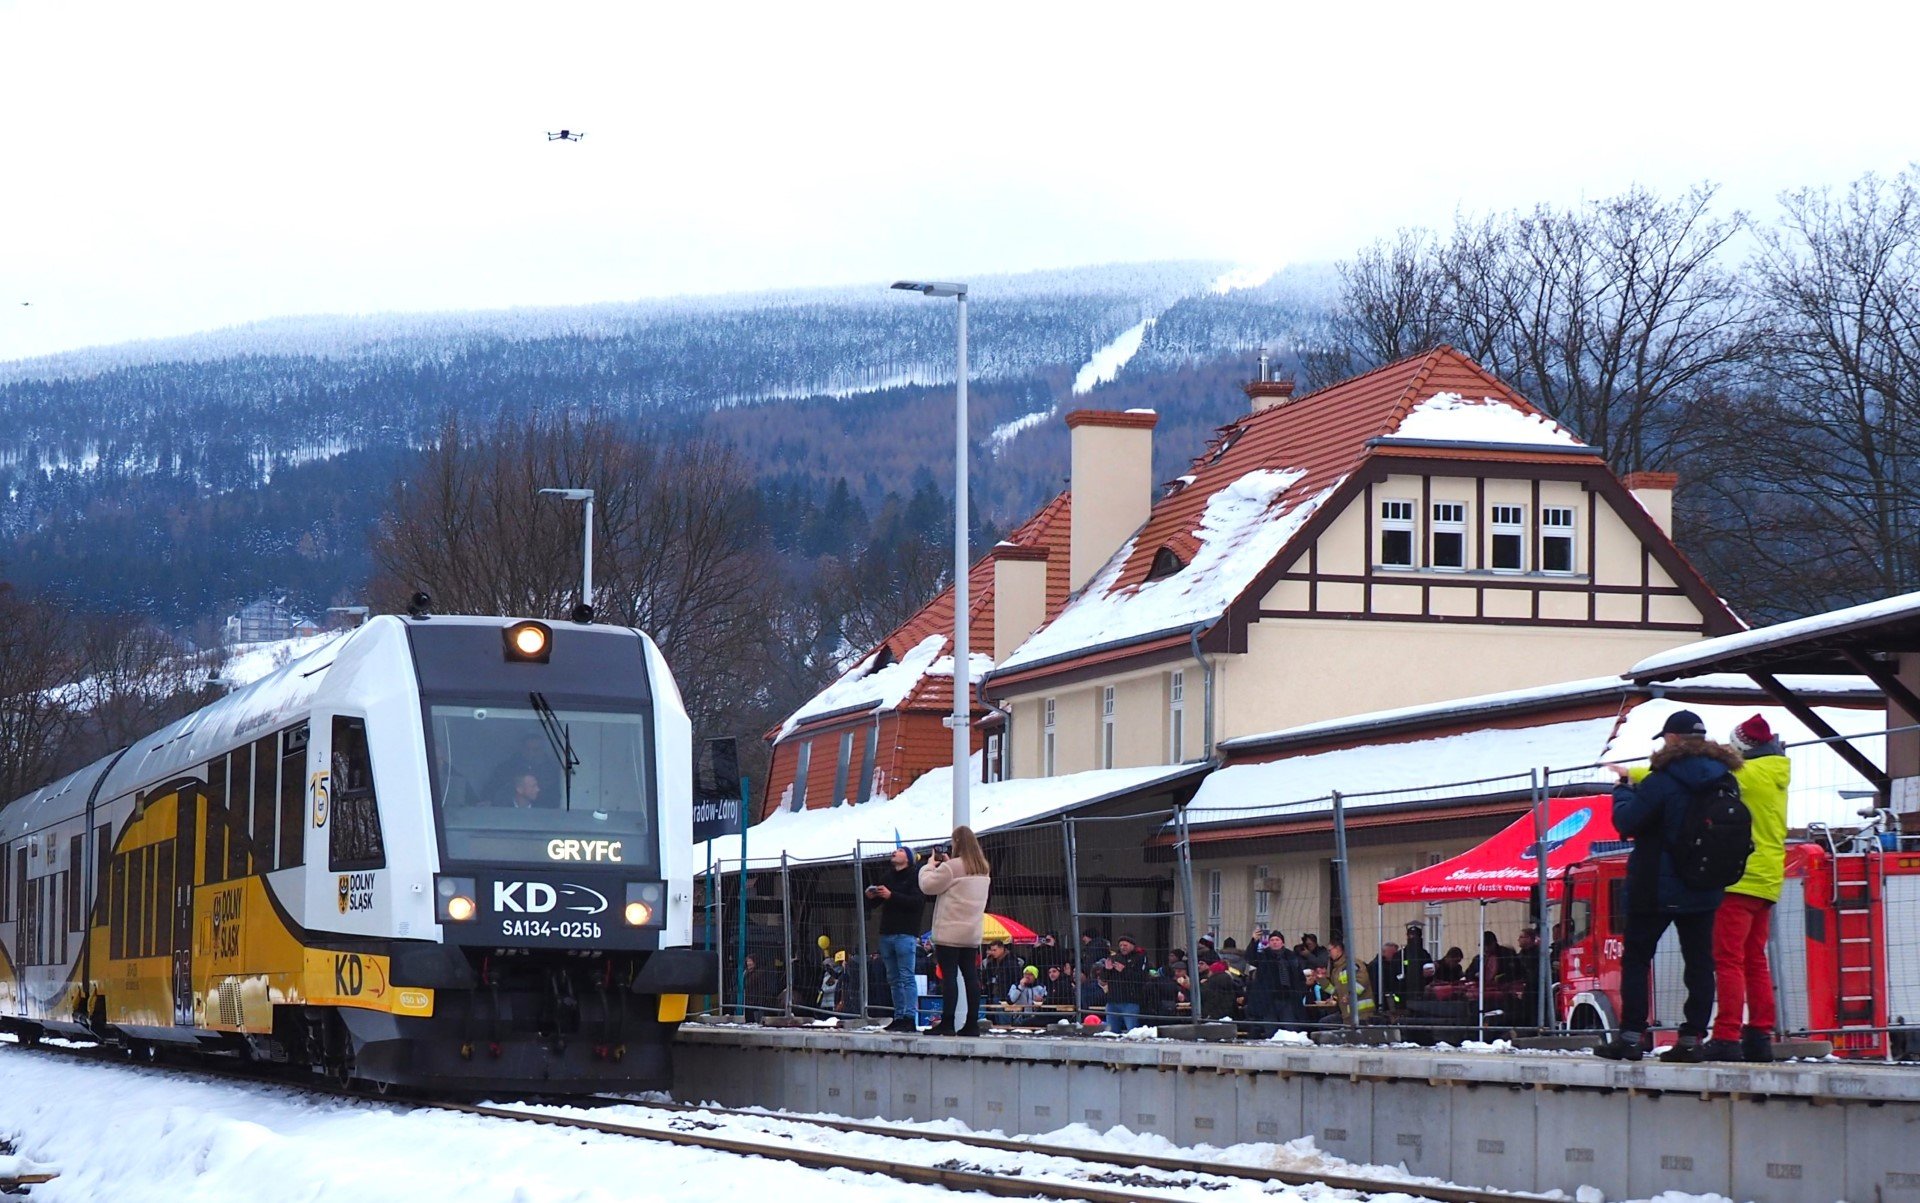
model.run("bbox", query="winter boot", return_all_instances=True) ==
[1700,1037,1746,1061]
[1741,1026,1775,1063]
[1593,1031,1643,1061]
[1659,1031,1705,1063]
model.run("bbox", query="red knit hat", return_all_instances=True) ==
[1208,960,1230,975]
[1732,714,1774,751]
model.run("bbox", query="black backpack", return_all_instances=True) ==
[1670,772,1753,890]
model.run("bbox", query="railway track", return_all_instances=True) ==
[4,1036,1551,1203]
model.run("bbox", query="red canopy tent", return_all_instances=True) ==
[1377,795,1620,904]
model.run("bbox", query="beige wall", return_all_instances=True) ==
[1220,619,1694,740]
[994,470,1712,777]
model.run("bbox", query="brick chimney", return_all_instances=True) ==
[1066,409,1157,592]
[1244,377,1296,413]
[1622,471,1678,536]
[991,544,1050,665]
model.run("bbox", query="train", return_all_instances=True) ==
[0,612,717,1093]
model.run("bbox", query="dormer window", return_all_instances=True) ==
[1380,500,1415,567]
[1431,502,1467,570]
[1147,546,1187,580]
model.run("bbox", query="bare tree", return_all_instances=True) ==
[1688,169,1920,613]
[0,585,77,801]
[60,618,219,771]
[1318,185,1753,473]
[370,414,777,732]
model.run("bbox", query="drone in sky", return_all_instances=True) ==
[546,130,585,142]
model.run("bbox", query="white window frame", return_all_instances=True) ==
[1379,499,1416,568]
[1431,501,1467,570]
[1042,697,1057,777]
[1169,670,1185,763]
[1100,686,1116,770]
[1253,864,1271,927]
[1541,506,1577,574]
[1207,868,1223,930]
[1490,503,1526,573]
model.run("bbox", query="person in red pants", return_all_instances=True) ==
[1707,714,1790,1062]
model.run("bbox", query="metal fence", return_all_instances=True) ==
[694,718,1920,1052]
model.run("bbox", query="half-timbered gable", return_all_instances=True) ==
[985,347,1741,778]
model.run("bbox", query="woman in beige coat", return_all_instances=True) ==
[918,826,992,1036]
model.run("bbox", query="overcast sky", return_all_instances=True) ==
[3,0,1915,362]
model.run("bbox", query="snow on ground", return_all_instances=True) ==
[1207,264,1279,294]
[1072,317,1155,395]
[988,407,1054,454]
[1000,470,1338,671]
[1390,392,1588,449]
[218,633,342,689]
[0,1043,1528,1203]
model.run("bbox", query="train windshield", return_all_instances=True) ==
[427,699,657,869]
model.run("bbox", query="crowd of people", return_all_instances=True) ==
[751,707,1790,1059]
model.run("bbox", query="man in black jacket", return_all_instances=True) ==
[1596,710,1740,1062]
[1103,937,1149,1031]
[864,848,927,1032]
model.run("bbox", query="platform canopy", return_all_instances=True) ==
[1376,795,1619,904]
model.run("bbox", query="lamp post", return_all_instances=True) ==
[538,487,595,621]
[891,279,970,829]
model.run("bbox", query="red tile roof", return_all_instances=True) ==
[994,347,1602,676]
[771,490,1073,744]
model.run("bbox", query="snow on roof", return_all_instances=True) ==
[1190,718,1620,827]
[1602,697,1881,829]
[704,761,1201,868]
[1388,391,1588,448]
[999,469,1336,671]
[1629,590,1920,680]
[220,633,346,688]
[1192,694,1882,832]
[777,633,949,738]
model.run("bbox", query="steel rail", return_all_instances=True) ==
[565,1095,1552,1203]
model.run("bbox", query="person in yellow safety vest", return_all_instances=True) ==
[1707,714,1790,1063]
[1327,940,1374,1020]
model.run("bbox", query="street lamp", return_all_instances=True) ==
[538,487,595,622]
[892,279,971,829]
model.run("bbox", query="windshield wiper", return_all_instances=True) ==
[529,691,579,811]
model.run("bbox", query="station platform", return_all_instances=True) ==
[672,1020,1920,1201]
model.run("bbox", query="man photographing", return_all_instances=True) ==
[864,847,927,1032]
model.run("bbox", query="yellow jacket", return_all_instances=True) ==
[1730,751,1790,902]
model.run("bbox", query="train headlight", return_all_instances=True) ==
[502,620,552,663]
[436,875,478,923]
[625,881,664,926]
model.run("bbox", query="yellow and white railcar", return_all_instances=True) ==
[0,614,716,1093]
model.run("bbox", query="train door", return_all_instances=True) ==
[172,785,198,1026]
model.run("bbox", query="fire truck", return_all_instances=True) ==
[1555,829,1920,1058]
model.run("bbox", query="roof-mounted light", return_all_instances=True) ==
[503,620,552,663]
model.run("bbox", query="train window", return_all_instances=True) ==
[110,851,127,959]
[14,848,26,930]
[0,842,10,923]
[94,824,110,925]
[204,755,229,886]
[252,735,278,873]
[227,745,253,881]
[68,836,83,931]
[128,847,146,960]
[155,842,175,959]
[428,702,655,867]
[279,725,306,869]
[330,717,386,872]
